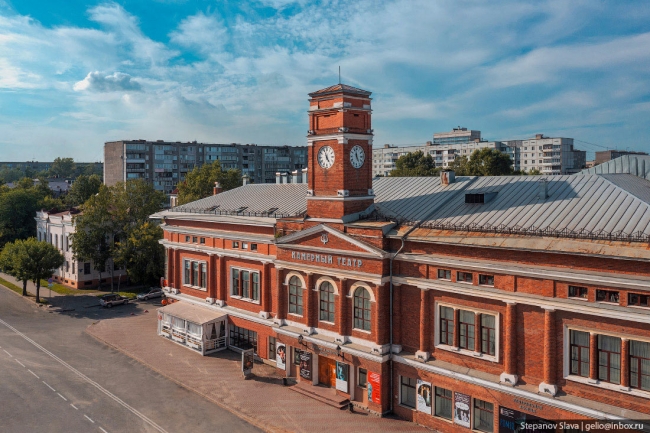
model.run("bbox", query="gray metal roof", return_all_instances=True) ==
[581,154,650,181]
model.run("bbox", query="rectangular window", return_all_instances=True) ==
[459,310,475,350]
[268,337,276,361]
[478,274,494,286]
[598,335,621,384]
[358,368,367,387]
[440,306,454,345]
[185,235,190,242]
[192,262,199,286]
[199,237,205,244]
[250,243,258,252]
[400,376,416,408]
[480,314,496,356]
[437,269,451,280]
[457,271,473,283]
[569,286,588,299]
[596,290,619,304]
[229,325,257,354]
[230,267,260,301]
[241,270,250,298]
[293,349,301,365]
[474,399,494,432]
[192,236,198,243]
[200,263,207,289]
[84,262,91,275]
[242,242,248,249]
[570,330,590,377]
[630,340,650,391]
[628,293,649,308]
[434,387,452,419]
[232,241,239,248]
[231,268,240,296]
[251,272,259,301]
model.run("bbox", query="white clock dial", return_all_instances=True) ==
[350,145,365,169]
[317,146,335,169]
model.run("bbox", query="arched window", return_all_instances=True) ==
[353,287,371,331]
[288,276,303,315]
[319,281,335,322]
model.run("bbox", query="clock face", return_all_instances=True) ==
[350,145,365,169]
[317,146,335,169]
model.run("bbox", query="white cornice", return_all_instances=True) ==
[306,195,375,202]
[163,225,275,244]
[274,260,387,285]
[307,133,373,146]
[277,223,387,258]
[160,240,275,264]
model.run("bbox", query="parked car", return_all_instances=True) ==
[99,294,129,308]
[137,287,163,301]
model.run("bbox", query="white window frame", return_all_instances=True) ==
[230,266,261,304]
[183,259,208,291]
[433,301,500,363]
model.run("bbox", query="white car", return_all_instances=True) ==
[136,287,163,301]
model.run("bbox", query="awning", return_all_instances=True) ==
[158,302,226,325]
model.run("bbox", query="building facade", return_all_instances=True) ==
[595,150,649,165]
[35,210,126,289]
[433,127,482,145]
[104,140,308,195]
[153,84,650,431]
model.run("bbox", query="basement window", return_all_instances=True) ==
[596,290,619,304]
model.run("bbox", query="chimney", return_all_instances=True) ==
[213,182,222,195]
[281,172,288,184]
[441,170,455,186]
[275,172,281,184]
[301,168,308,184]
[242,174,250,186]
[536,133,544,140]
[292,170,299,184]
[538,179,548,199]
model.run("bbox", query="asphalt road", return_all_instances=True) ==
[0,289,260,433]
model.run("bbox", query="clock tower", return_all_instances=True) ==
[306,84,374,221]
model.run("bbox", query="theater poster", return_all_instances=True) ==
[276,343,286,370]
[416,380,432,414]
[367,371,381,404]
[335,361,349,393]
[454,392,471,428]
[299,351,312,380]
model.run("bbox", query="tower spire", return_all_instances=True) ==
[338,66,341,84]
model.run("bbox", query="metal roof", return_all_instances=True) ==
[308,83,371,97]
[581,154,650,181]
[158,301,225,325]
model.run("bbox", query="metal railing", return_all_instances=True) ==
[169,207,306,218]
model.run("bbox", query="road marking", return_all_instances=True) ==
[28,369,39,379]
[57,393,67,401]
[84,415,95,423]
[0,317,169,433]
[99,428,109,433]
[15,359,25,367]
[43,381,56,392]
[3,349,12,357]
[70,403,78,410]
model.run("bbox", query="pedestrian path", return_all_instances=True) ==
[0,272,63,298]
[86,313,429,433]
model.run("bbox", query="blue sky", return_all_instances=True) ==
[1,0,650,161]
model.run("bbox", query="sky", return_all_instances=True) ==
[2,0,650,162]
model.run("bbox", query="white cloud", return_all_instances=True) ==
[169,12,228,54]
[73,71,142,92]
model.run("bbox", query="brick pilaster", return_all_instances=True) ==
[453,308,460,349]
[474,311,482,353]
[539,307,557,395]
[261,263,270,313]
[337,278,348,337]
[207,254,217,299]
[419,289,430,353]
[217,256,226,302]
[504,302,517,376]
[305,273,316,329]
[393,285,402,346]
[276,268,286,321]
[621,338,630,389]
[167,248,175,288]
[589,332,598,381]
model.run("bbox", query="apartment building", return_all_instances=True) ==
[520,134,586,175]
[104,141,308,194]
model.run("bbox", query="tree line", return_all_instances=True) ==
[0,157,102,184]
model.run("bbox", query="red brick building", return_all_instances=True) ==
[153,84,650,431]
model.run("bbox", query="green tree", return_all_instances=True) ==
[66,174,102,207]
[388,151,439,177]
[23,238,64,304]
[115,222,165,286]
[527,168,542,175]
[0,240,31,296]
[49,157,76,178]
[177,160,242,205]
[450,148,513,176]
[0,188,42,246]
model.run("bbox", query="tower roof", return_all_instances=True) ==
[309,83,371,98]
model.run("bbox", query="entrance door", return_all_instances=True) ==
[318,356,336,387]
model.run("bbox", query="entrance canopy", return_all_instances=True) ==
[158,301,225,325]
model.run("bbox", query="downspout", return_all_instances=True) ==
[388,176,478,413]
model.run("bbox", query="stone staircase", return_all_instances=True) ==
[289,381,350,410]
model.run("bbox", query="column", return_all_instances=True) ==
[500,301,518,385]
[416,288,430,361]
[474,311,482,354]
[620,338,630,390]
[393,284,402,351]
[275,268,286,323]
[305,273,316,330]
[167,248,175,288]
[453,308,460,349]
[589,332,598,383]
[207,254,217,299]
[375,284,389,346]
[260,263,270,318]
[538,307,557,395]
[216,255,226,306]
[336,278,348,339]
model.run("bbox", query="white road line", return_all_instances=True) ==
[15,359,25,367]
[0,317,169,433]
[42,381,56,392]
[70,403,78,410]
[84,415,95,424]
[99,427,109,433]
[57,393,67,401]
[3,349,12,357]
[28,369,39,379]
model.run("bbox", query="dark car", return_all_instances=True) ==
[99,294,129,308]
[136,287,163,301]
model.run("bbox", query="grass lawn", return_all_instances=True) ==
[40,280,79,296]
[0,277,47,304]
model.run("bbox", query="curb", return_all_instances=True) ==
[84,324,294,433]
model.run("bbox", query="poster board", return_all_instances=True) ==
[416,380,432,414]
[299,351,312,380]
[367,371,381,404]
[276,343,286,370]
[242,349,254,377]
[335,361,349,393]
[454,392,471,428]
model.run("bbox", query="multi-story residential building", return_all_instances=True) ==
[104,141,308,194]
[520,134,586,175]
[433,127,481,145]
[35,209,126,289]
[595,150,649,165]
[151,84,650,430]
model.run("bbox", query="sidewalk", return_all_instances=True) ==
[86,313,429,433]
[0,272,63,298]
